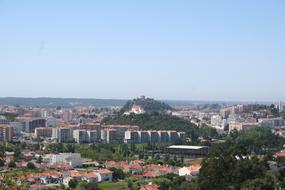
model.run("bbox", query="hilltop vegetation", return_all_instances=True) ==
[122,96,173,113]
[103,113,218,139]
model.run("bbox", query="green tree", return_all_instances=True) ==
[69,178,79,188]
[27,162,36,169]
[109,167,126,181]
[36,155,43,164]
[0,158,5,167]
[241,174,275,190]
[8,161,16,168]
[198,145,267,190]
[75,182,101,190]
[0,176,28,190]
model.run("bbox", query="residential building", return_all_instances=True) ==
[229,121,259,132]
[149,131,159,143]
[52,127,74,143]
[101,129,117,143]
[0,124,13,142]
[0,116,8,124]
[10,121,25,136]
[167,145,209,157]
[124,131,140,143]
[44,153,81,167]
[73,129,89,143]
[140,183,160,190]
[158,131,170,142]
[87,130,98,143]
[34,127,53,138]
[79,123,101,140]
[168,131,179,142]
[82,172,98,183]
[140,131,150,143]
[124,130,186,144]
[15,117,46,133]
[97,169,113,182]
[258,117,285,128]
[102,125,139,143]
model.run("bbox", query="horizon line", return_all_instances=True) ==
[0,96,281,104]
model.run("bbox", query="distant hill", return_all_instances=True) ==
[0,97,127,108]
[0,97,263,108]
[122,96,173,113]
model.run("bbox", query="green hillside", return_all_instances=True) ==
[103,113,218,139]
[122,96,173,113]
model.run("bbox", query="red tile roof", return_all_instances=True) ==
[84,172,98,179]
[30,184,47,189]
[276,151,285,158]
[69,170,81,177]
[98,169,112,174]
[143,172,160,178]
[140,184,160,190]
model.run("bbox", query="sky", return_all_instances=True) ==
[0,0,285,101]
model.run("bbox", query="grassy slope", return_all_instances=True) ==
[99,181,130,190]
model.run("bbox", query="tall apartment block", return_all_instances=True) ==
[0,124,13,142]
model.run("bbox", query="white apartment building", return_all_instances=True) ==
[44,153,81,167]
[73,129,98,143]
[124,130,186,144]
[258,117,285,128]
[52,127,74,143]
[229,122,259,132]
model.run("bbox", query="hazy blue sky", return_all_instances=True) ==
[0,0,285,101]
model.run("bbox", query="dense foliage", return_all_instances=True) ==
[109,167,126,181]
[193,127,285,190]
[0,176,28,190]
[0,112,18,121]
[226,127,285,154]
[75,182,102,190]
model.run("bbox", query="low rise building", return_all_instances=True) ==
[258,117,285,128]
[97,169,113,182]
[229,122,259,132]
[43,153,81,167]
[167,145,209,157]
[34,127,53,138]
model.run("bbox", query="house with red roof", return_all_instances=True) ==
[140,183,160,190]
[97,169,113,182]
[128,163,143,174]
[82,172,98,183]
[276,151,285,158]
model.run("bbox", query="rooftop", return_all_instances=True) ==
[168,145,208,150]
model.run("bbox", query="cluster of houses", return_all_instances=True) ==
[16,160,200,189]
[2,149,201,189]
[23,169,113,189]
[105,160,201,180]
